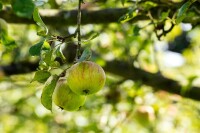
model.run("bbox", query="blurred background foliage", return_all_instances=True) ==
[1,0,200,133]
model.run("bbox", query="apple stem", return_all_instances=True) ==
[83,89,89,95]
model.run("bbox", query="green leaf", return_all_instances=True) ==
[133,25,141,36]
[181,75,197,95]
[33,0,46,7]
[78,47,92,62]
[41,41,51,51]
[160,10,170,21]
[41,75,59,111]
[38,60,48,70]
[0,18,8,34]
[119,9,139,23]
[141,1,157,10]
[0,2,2,11]
[121,0,127,6]
[56,46,66,63]
[0,18,17,50]
[88,32,99,41]
[29,40,44,56]
[43,50,53,66]
[1,34,17,50]
[33,7,48,36]
[82,32,99,44]
[31,70,51,83]
[176,0,196,24]
[51,61,60,68]
[11,0,35,19]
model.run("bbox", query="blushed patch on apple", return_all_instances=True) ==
[67,61,106,95]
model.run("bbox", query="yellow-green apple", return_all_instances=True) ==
[66,61,106,95]
[52,79,86,111]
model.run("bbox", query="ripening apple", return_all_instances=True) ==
[52,79,86,111]
[66,61,106,95]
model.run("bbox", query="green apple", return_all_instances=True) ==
[52,79,86,111]
[66,61,106,95]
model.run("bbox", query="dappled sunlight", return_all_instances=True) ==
[1,0,200,132]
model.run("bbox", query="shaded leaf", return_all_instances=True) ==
[0,2,2,11]
[56,46,66,63]
[82,32,99,44]
[29,40,44,56]
[0,18,8,34]
[78,47,92,62]
[121,0,127,6]
[176,0,196,24]
[31,70,51,83]
[119,9,139,23]
[133,25,141,36]
[0,18,17,50]
[41,75,59,111]
[160,10,170,21]
[43,50,53,66]
[33,7,48,36]
[11,0,35,18]
[51,61,60,68]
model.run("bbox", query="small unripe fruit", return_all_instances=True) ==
[66,61,106,95]
[52,79,86,111]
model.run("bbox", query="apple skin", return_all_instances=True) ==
[52,79,86,111]
[66,61,106,95]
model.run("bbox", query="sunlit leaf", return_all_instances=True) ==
[31,70,51,83]
[29,40,44,56]
[33,7,48,36]
[42,41,51,50]
[38,60,48,70]
[41,75,59,111]
[33,0,47,7]
[11,0,35,18]
[141,1,157,10]
[1,34,17,50]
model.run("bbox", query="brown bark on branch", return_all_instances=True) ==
[0,8,129,25]
[0,7,200,26]
[1,59,200,101]
[104,60,200,101]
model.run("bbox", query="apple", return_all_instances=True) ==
[52,79,86,111]
[66,61,106,95]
